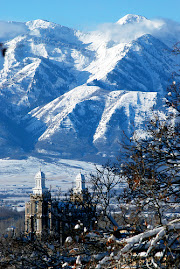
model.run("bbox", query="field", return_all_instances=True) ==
[0,157,95,211]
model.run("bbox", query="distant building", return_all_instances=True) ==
[71,172,89,202]
[32,170,48,195]
[25,171,52,235]
[25,170,95,239]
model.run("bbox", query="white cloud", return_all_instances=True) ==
[94,15,180,47]
[0,21,28,41]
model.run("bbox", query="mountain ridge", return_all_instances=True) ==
[0,15,179,161]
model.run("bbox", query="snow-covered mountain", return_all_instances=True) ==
[0,15,179,161]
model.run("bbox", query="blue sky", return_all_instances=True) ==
[0,0,180,30]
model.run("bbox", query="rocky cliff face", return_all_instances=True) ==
[0,15,179,161]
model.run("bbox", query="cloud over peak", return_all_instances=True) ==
[0,21,28,41]
[95,15,180,47]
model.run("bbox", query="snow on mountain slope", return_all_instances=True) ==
[0,15,179,161]
[116,14,147,25]
[0,20,93,115]
[25,85,160,160]
[85,34,175,93]
[25,86,106,159]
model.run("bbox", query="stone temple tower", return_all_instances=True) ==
[73,172,86,194]
[33,170,48,195]
[25,170,52,236]
[71,172,88,202]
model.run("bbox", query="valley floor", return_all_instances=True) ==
[0,157,95,210]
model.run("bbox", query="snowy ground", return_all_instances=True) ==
[0,157,96,211]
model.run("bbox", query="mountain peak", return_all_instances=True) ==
[116,14,147,25]
[0,16,179,161]
[26,19,56,30]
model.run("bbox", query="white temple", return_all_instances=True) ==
[73,172,86,194]
[25,169,94,236]
[33,170,48,195]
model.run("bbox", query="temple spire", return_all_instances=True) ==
[33,170,48,195]
[73,172,86,194]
